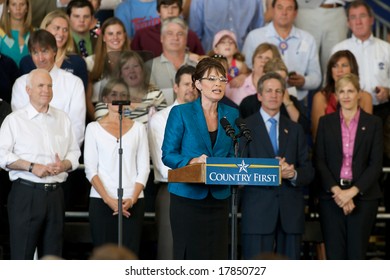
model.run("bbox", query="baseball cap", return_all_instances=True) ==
[212,30,237,48]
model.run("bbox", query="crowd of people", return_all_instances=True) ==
[0,0,389,261]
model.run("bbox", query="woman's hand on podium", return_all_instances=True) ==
[189,154,208,164]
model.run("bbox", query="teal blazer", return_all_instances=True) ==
[162,97,239,200]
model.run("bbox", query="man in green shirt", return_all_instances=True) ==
[66,0,97,57]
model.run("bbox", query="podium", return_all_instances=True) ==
[168,157,281,186]
[168,163,205,183]
[168,157,280,260]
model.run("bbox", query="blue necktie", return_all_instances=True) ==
[268,118,278,155]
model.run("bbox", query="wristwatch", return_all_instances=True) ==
[29,162,35,173]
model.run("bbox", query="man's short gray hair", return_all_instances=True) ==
[26,69,51,88]
[161,16,188,35]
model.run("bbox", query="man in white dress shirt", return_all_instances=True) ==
[332,0,390,123]
[0,69,81,259]
[11,30,86,147]
[242,0,321,102]
[148,65,197,259]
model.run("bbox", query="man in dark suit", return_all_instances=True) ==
[239,72,314,260]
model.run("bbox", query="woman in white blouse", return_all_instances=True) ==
[84,78,150,255]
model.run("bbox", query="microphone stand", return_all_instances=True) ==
[231,128,251,260]
[231,137,239,260]
[117,103,124,247]
[220,117,250,260]
[111,100,131,247]
[112,100,130,247]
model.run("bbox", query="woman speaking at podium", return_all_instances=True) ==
[162,57,239,260]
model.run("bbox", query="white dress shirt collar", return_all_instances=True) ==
[260,107,281,124]
[351,33,374,45]
[25,102,54,120]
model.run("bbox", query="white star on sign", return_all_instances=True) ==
[236,160,249,173]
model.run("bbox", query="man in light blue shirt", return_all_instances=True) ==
[242,0,321,101]
[189,0,264,52]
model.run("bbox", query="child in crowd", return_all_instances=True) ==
[88,0,102,38]
[208,30,248,82]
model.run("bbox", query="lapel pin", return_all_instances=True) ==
[362,126,366,131]
[284,129,288,134]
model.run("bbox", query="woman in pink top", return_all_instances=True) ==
[225,43,280,106]
[315,73,382,259]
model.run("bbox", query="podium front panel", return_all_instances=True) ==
[205,157,280,186]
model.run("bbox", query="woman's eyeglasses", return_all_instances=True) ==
[199,76,228,83]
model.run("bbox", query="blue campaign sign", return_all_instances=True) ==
[205,157,280,186]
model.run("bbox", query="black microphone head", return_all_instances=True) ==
[112,100,131,106]
[220,117,231,128]
[220,117,236,140]
[235,117,245,128]
[235,117,252,142]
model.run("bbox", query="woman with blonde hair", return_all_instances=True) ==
[19,9,88,90]
[315,73,382,259]
[94,50,167,124]
[0,0,33,66]
[225,42,280,106]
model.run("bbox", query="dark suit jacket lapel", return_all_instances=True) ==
[331,112,343,153]
[353,110,368,155]
[192,98,213,155]
[253,113,275,157]
[278,116,289,156]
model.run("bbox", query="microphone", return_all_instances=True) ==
[235,118,252,142]
[112,100,131,106]
[220,117,236,140]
